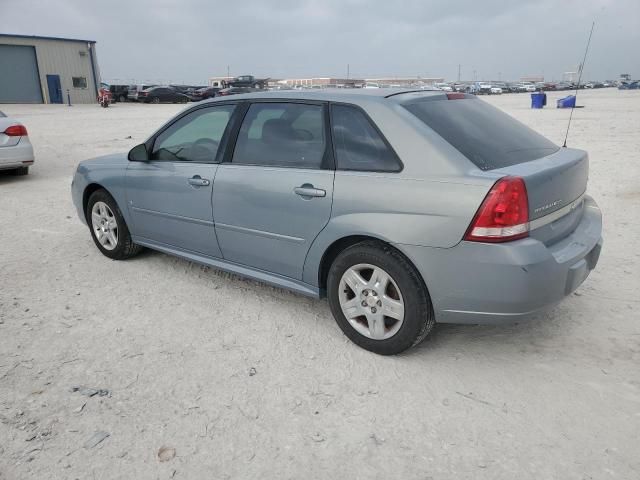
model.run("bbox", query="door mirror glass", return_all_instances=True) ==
[128,143,149,161]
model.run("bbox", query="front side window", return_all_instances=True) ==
[151,105,235,162]
[72,77,87,89]
[330,104,401,172]
[232,103,326,169]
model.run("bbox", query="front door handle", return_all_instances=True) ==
[188,175,210,187]
[294,184,326,198]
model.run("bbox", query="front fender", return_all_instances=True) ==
[70,154,130,226]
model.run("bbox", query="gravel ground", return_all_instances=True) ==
[1,89,639,480]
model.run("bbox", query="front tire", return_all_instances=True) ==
[86,189,142,260]
[327,241,434,355]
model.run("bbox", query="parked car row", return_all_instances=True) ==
[105,77,626,106]
[618,81,640,90]
[104,83,266,104]
[441,80,617,95]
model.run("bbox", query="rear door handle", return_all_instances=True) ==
[188,175,210,187]
[294,184,326,198]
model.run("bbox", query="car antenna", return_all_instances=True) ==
[562,21,595,148]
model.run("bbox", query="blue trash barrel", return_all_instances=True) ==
[557,95,576,108]
[531,92,545,109]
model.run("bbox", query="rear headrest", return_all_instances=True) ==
[262,118,292,144]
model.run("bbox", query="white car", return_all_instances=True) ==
[434,83,453,92]
[0,111,34,175]
[490,86,503,94]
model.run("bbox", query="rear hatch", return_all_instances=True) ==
[403,94,588,244]
[492,148,588,244]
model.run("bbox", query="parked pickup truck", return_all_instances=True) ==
[226,75,269,88]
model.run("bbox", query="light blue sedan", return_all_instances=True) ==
[71,89,602,354]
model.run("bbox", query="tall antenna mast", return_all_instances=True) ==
[563,21,595,148]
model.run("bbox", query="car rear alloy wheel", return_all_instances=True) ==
[91,201,118,251]
[338,264,404,340]
[327,241,434,355]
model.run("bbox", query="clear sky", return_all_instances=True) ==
[1,0,638,84]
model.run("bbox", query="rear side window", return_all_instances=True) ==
[404,98,559,170]
[331,104,401,172]
[232,103,326,169]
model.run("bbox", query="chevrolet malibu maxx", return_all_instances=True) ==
[71,89,602,355]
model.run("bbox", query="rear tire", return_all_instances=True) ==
[12,166,29,176]
[119,95,126,103]
[86,189,142,260]
[152,97,160,104]
[327,241,434,355]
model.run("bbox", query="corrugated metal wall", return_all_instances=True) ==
[0,36,100,104]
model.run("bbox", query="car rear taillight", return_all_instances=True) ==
[139,91,147,96]
[4,125,28,136]
[464,176,529,243]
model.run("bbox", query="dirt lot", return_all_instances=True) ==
[1,89,639,479]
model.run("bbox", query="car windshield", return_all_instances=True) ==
[404,97,559,170]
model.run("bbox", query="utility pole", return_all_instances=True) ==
[458,64,461,82]
[227,65,230,79]
[347,63,350,80]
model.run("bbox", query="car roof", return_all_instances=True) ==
[204,88,446,106]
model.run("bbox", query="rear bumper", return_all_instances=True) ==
[0,139,34,169]
[397,195,603,324]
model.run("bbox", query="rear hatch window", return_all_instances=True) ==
[403,97,559,170]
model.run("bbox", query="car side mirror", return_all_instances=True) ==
[128,143,149,161]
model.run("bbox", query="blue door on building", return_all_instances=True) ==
[46,75,63,104]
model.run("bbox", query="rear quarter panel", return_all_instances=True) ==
[302,173,490,286]
[302,99,497,287]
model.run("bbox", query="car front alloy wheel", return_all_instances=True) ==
[86,189,142,260]
[91,201,118,251]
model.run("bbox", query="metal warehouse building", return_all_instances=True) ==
[0,34,100,104]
